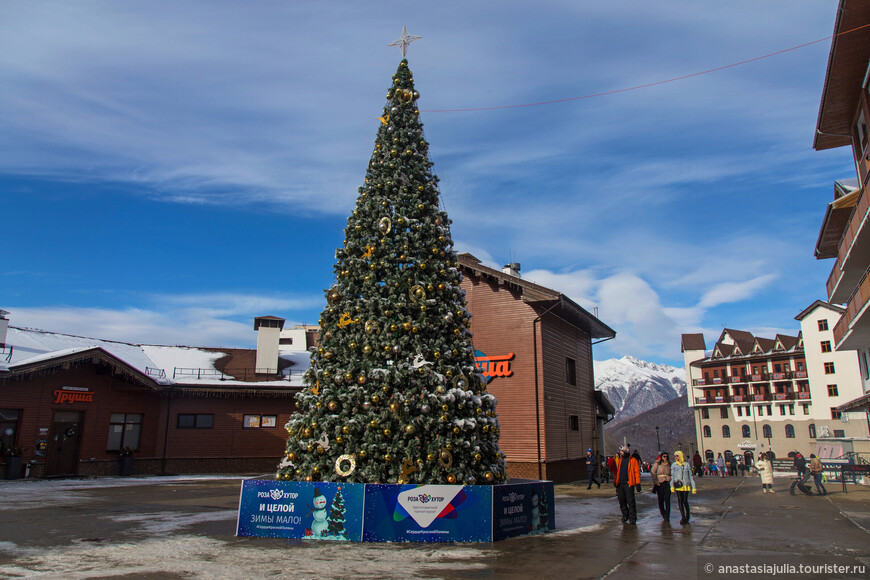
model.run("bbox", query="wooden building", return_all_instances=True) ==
[812,0,870,418]
[459,254,616,481]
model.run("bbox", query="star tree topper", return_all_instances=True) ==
[388,26,421,57]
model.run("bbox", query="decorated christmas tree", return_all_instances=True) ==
[327,488,347,539]
[277,39,506,486]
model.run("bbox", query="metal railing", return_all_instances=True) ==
[171,367,305,382]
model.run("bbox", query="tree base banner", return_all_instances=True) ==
[236,479,554,542]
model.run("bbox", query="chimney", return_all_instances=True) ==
[0,310,9,347]
[254,316,285,374]
[502,263,521,277]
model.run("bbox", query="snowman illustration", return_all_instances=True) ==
[530,492,540,532]
[309,488,329,537]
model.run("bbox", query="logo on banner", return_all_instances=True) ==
[474,350,514,383]
[397,485,464,528]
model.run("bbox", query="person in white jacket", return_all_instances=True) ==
[757,452,775,493]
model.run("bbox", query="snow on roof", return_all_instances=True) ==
[3,327,301,388]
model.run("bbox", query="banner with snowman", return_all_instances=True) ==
[236,479,365,541]
[236,479,554,542]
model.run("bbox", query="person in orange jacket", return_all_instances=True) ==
[614,444,641,525]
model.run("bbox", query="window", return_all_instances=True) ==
[766,405,772,416]
[701,408,709,419]
[720,407,728,419]
[797,361,804,371]
[788,404,794,416]
[785,424,795,438]
[762,425,772,438]
[824,362,836,375]
[809,424,817,438]
[714,369,719,378]
[827,384,839,397]
[107,413,142,451]
[722,425,731,438]
[565,357,576,386]
[279,337,294,345]
[0,409,21,451]
[568,415,579,431]
[243,414,278,429]
[774,363,781,373]
[802,404,810,415]
[737,407,743,417]
[831,408,842,420]
[703,425,711,438]
[820,341,832,353]
[834,429,845,438]
[861,350,870,381]
[758,406,764,417]
[779,405,786,416]
[177,414,214,429]
[742,425,751,438]
[818,319,829,331]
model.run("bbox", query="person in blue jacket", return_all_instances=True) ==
[586,448,601,489]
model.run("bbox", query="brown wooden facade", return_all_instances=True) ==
[459,254,615,482]
[0,349,295,478]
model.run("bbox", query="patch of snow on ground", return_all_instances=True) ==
[0,535,493,580]
[107,510,238,534]
[0,475,248,510]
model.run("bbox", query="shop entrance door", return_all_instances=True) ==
[45,411,83,476]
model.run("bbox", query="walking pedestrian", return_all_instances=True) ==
[757,451,775,493]
[670,450,696,525]
[631,450,643,493]
[729,455,738,478]
[789,452,810,495]
[585,448,601,490]
[614,445,641,525]
[716,453,725,478]
[692,451,703,478]
[651,452,672,521]
[809,454,827,496]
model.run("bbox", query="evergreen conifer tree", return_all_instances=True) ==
[327,487,347,539]
[277,58,506,486]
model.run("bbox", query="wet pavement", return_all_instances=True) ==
[0,474,868,579]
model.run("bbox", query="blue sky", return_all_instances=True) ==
[0,1,856,366]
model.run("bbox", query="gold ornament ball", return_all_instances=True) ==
[427,453,436,461]
[370,420,379,428]
[349,342,357,349]
[358,374,367,385]
[305,475,313,482]
[433,351,440,359]
[390,402,399,413]
[372,394,380,403]
[442,404,449,412]
[359,449,368,458]
[344,372,354,382]
[384,344,392,353]
[362,345,373,355]
[474,453,482,461]
[440,414,448,422]
[445,443,453,451]
[323,350,334,360]
[328,400,339,412]
[402,322,412,331]
[317,446,325,454]
[288,452,297,462]
[383,428,391,437]
[405,424,415,435]
[303,428,312,438]
[306,444,315,452]
[453,426,461,435]
[484,471,495,482]
[390,324,398,332]
[447,474,457,484]
[412,326,419,333]
[384,453,393,462]
[336,436,344,444]
[342,425,350,434]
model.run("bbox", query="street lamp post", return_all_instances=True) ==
[655,425,661,452]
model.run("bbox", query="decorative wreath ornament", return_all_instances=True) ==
[335,454,357,477]
[438,448,453,469]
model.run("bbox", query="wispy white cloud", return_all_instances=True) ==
[7,291,322,347]
[698,274,779,309]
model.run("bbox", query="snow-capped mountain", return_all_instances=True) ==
[594,355,687,421]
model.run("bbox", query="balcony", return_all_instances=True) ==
[750,374,769,382]
[827,186,870,304]
[732,395,745,402]
[834,264,870,350]
[751,393,771,402]
[794,371,807,379]
[796,391,811,400]
[694,395,731,405]
[773,392,793,401]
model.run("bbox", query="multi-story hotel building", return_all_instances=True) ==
[813,0,870,418]
[681,301,869,463]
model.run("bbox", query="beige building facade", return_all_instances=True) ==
[681,302,870,463]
